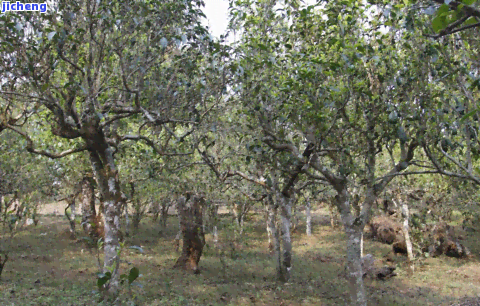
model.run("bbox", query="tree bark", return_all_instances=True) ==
[345,225,367,306]
[159,200,172,231]
[337,189,367,306]
[151,202,160,222]
[400,200,414,273]
[89,147,124,298]
[329,198,339,228]
[64,194,76,239]
[272,206,281,280]
[173,197,182,251]
[213,225,219,248]
[80,175,102,240]
[124,197,130,238]
[265,198,276,252]
[173,194,205,273]
[278,194,293,282]
[232,201,246,236]
[0,252,8,279]
[129,181,143,232]
[305,199,312,236]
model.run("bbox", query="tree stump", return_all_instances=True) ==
[173,194,205,274]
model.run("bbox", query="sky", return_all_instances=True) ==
[202,0,230,38]
[202,0,318,39]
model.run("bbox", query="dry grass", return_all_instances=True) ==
[0,206,479,305]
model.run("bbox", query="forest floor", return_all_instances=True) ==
[0,205,479,305]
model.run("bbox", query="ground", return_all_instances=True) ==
[0,204,479,305]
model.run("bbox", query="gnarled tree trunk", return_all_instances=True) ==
[80,175,102,240]
[89,145,125,298]
[173,194,205,273]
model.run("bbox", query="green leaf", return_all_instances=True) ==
[462,0,476,5]
[97,277,109,288]
[437,4,450,16]
[128,267,140,285]
[464,16,478,26]
[432,16,446,32]
[96,271,111,288]
[258,43,268,51]
[446,11,458,23]
[475,166,480,176]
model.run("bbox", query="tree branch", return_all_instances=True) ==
[7,124,87,159]
[120,134,193,156]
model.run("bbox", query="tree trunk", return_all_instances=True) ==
[124,198,130,238]
[129,181,143,232]
[173,194,205,273]
[159,200,171,231]
[213,225,219,248]
[345,224,367,306]
[173,197,182,251]
[80,175,102,240]
[400,200,414,273]
[64,194,76,239]
[151,202,160,222]
[70,198,76,235]
[291,205,298,232]
[360,231,364,258]
[207,203,218,227]
[265,199,276,252]
[337,190,367,306]
[278,194,293,282]
[329,199,339,228]
[89,148,124,298]
[306,200,312,236]
[273,212,282,280]
[232,202,245,236]
[0,253,8,279]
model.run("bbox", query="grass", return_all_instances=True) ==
[0,207,479,305]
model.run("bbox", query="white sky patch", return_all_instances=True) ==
[203,0,230,38]
[202,0,317,40]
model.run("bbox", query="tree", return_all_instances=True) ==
[0,0,215,297]
[228,0,429,303]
